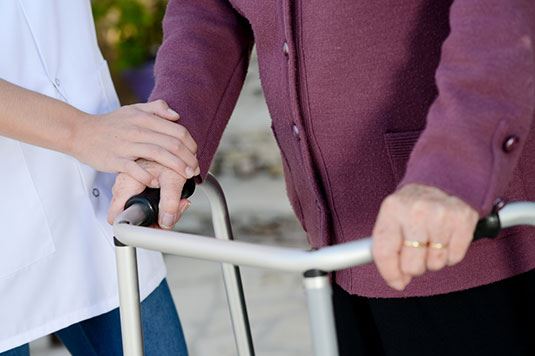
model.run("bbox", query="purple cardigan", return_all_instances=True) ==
[150,0,535,297]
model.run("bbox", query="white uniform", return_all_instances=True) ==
[0,1,166,352]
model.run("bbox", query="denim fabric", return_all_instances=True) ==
[0,344,28,356]
[1,279,187,356]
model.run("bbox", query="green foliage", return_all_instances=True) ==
[92,0,167,72]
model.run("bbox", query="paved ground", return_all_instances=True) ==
[31,53,316,355]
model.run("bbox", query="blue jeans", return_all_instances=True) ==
[3,279,188,356]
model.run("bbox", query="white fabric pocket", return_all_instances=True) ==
[0,140,55,279]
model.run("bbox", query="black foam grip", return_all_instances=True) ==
[473,212,501,240]
[123,178,196,226]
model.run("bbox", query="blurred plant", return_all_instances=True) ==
[92,0,167,73]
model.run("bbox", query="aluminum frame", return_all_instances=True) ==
[113,173,535,356]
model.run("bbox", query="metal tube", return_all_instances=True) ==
[115,242,144,356]
[497,202,535,228]
[303,271,339,356]
[112,201,535,275]
[114,204,147,226]
[114,223,373,272]
[202,174,255,356]
[111,173,535,356]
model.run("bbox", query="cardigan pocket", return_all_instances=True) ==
[271,125,307,231]
[384,130,422,183]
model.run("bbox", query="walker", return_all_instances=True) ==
[112,173,535,356]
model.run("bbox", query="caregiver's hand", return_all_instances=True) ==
[71,100,199,186]
[108,159,190,229]
[372,184,479,291]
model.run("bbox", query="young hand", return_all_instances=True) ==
[71,100,199,186]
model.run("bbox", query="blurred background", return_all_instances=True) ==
[32,1,312,355]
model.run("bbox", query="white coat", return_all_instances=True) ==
[0,1,166,351]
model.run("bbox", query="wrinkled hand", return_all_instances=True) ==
[108,159,191,229]
[71,100,199,186]
[372,184,478,291]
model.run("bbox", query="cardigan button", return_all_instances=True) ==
[292,123,300,138]
[492,198,505,212]
[502,135,519,153]
[283,42,289,56]
[92,188,100,198]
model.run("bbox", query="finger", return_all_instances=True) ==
[107,174,146,224]
[138,117,198,155]
[157,199,190,230]
[174,125,198,156]
[136,100,180,121]
[132,143,194,179]
[425,207,452,271]
[426,225,451,271]
[372,212,409,290]
[158,170,186,229]
[426,234,451,271]
[178,199,191,216]
[120,159,157,187]
[134,130,199,170]
[448,213,477,266]
[400,221,428,277]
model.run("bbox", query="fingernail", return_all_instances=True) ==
[185,167,194,178]
[391,280,406,291]
[195,167,201,175]
[180,201,191,215]
[167,108,179,117]
[160,213,175,229]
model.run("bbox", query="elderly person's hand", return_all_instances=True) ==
[372,184,479,291]
[107,159,191,229]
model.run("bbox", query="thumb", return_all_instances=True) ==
[140,99,179,121]
[108,173,146,224]
[158,169,187,229]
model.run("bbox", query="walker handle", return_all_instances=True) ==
[473,212,501,240]
[124,180,502,237]
[123,178,196,226]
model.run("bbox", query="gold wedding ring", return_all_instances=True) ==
[403,240,428,248]
[429,242,448,249]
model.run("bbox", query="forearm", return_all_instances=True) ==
[150,0,254,180]
[0,79,87,155]
[400,0,535,215]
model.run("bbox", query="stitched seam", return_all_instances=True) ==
[480,119,507,210]
[296,1,345,244]
[280,146,306,224]
[17,0,70,103]
[0,144,57,279]
[384,135,402,183]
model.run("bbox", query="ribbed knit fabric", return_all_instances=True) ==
[151,0,535,297]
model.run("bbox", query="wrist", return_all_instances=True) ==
[64,111,92,158]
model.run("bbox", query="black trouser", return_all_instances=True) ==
[333,269,535,356]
